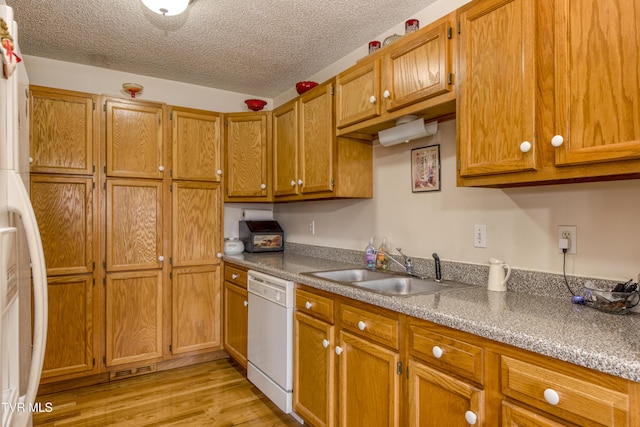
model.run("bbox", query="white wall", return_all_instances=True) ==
[24,55,272,112]
[274,119,640,281]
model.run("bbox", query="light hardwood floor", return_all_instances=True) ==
[33,358,302,426]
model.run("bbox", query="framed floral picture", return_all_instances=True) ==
[411,144,440,192]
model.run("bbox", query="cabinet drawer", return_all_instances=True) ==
[408,323,484,385]
[295,288,333,324]
[501,356,629,426]
[338,302,398,350]
[224,264,247,288]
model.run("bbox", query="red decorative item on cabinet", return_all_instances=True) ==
[296,81,318,95]
[245,99,267,111]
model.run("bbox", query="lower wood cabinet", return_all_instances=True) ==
[105,270,163,367]
[223,264,249,368]
[294,284,639,427]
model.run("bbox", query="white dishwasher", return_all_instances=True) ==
[246,270,301,423]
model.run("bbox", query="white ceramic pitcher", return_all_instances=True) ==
[488,258,511,292]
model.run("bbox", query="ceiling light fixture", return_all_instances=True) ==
[141,0,191,16]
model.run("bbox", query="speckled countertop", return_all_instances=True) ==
[224,252,640,383]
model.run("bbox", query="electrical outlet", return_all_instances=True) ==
[558,225,577,254]
[308,220,315,235]
[474,224,487,248]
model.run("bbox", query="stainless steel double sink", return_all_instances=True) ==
[302,268,472,297]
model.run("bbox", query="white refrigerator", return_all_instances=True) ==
[0,2,48,426]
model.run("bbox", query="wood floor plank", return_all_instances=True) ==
[34,359,301,426]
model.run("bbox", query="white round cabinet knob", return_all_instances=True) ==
[383,90,391,99]
[322,339,330,348]
[29,157,33,164]
[543,388,560,405]
[357,321,366,331]
[305,301,312,310]
[520,141,532,153]
[158,165,164,172]
[335,346,343,355]
[297,179,303,186]
[369,95,377,104]
[232,274,239,279]
[243,300,248,307]
[465,410,478,425]
[216,169,223,175]
[291,180,296,187]
[551,135,564,147]
[432,346,443,359]
[158,256,164,262]
[217,252,222,258]
[260,183,266,189]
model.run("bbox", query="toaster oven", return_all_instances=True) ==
[239,220,284,252]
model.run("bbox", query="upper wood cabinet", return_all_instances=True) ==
[336,13,456,137]
[224,111,271,201]
[105,98,165,179]
[273,80,373,202]
[457,0,640,187]
[30,175,95,277]
[171,107,222,182]
[106,179,163,272]
[171,181,222,267]
[29,86,98,175]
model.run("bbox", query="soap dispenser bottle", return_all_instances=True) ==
[365,237,376,269]
[376,237,389,270]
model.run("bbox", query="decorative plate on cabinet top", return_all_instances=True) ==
[383,34,402,46]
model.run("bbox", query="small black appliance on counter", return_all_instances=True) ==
[239,220,284,252]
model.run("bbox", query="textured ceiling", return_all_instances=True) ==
[9,0,437,98]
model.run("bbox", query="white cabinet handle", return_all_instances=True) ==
[322,339,330,348]
[291,180,296,187]
[29,157,33,164]
[383,89,391,99]
[231,273,239,279]
[357,321,366,331]
[543,388,560,405]
[464,410,478,425]
[158,165,165,172]
[305,301,312,309]
[158,255,164,262]
[217,252,222,258]
[335,345,343,355]
[243,300,248,307]
[551,135,564,147]
[432,345,443,359]
[216,169,223,175]
[297,179,303,186]
[369,95,377,104]
[260,183,266,189]
[520,141,532,153]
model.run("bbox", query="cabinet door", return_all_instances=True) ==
[502,402,570,427]
[408,359,483,427]
[553,0,640,166]
[337,330,399,427]
[29,87,96,175]
[335,58,381,129]
[171,181,221,267]
[172,266,221,354]
[105,99,164,179]
[299,82,334,196]
[273,101,299,197]
[294,312,335,427]
[41,275,95,379]
[383,19,453,112]
[172,107,222,181]
[30,176,94,276]
[106,179,163,272]
[458,0,537,177]
[105,270,163,366]
[223,281,248,368]
[225,112,270,199]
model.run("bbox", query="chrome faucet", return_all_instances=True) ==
[394,248,413,274]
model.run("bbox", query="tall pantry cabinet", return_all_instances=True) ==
[29,86,224,389]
